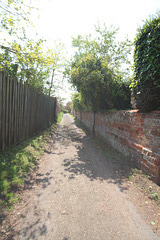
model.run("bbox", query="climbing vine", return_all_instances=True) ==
[131,12,160,111]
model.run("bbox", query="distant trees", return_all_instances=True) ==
[130,12,160,111]
[72,93,86,112]
[65,102,72,113]
[69,24,132,112]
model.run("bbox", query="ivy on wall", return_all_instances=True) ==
[131,12,160,112]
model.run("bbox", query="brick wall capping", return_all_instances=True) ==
[96,109,160,115]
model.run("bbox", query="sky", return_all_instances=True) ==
[34,0,159,45]
[31,0,160,103]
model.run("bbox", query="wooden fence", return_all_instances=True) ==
[0,71,57,150]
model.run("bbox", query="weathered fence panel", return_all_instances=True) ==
[0,71,57,150]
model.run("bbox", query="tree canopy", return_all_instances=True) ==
[0,0,65,95]
[130,12,160,112]
[70,24,132,112]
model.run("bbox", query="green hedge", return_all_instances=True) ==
[131,12,160,112]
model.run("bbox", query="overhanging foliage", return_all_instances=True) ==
[70,24,132,112]
[131,12,160,111]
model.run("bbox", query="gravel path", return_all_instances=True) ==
[11,114,159,239]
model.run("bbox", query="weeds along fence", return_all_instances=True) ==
[0,71,57,150]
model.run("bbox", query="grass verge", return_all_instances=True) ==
[0,112,64,209]
[70,114,79,125]
[57,112,64,124]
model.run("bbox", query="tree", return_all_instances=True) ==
[0,0,36,75]
[65,102,72,113]
[70,24,132,112]
[0,38,64,93]
[72,93,86,112]
[44,42,65,96]
[0,1,65,95]
[0,0,35,46]
[130,12,160,112]
[72,23,132,79]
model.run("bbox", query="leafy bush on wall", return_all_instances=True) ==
[131,12,160,112]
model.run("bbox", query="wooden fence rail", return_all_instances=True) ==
[0,71,57,150]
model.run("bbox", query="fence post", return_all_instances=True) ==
[2,72,6,150]
[0,72,2,149]
[8,76,12,147]
[5,74,10,147]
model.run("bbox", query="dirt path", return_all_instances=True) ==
[3,114,160,239]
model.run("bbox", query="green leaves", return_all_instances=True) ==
[0,1,66,95]
[72,93,86,111]
[0,36,64,94]
[70,24,132,112]
[131,12,160,111]
[0,122,58,207]
[151,222,156,226]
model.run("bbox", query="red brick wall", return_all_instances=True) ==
[73,111,95,132]
[73,110,160,184]
[81,112,95,132]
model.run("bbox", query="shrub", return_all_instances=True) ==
[71,54,131,112]
[131,12,160,112]
[72,93,86,112]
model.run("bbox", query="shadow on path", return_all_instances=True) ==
[61,119,137,192]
